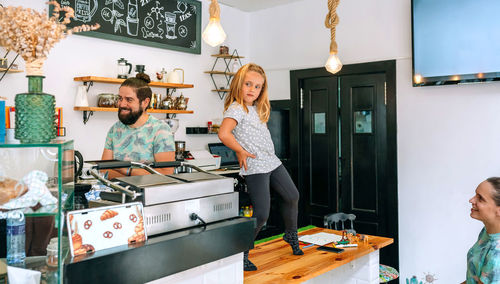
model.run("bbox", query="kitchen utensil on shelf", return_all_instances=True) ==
[160,68,167,83]
[74,86,89,107]
[175,94,188,110]
[117,58,132,79]
[160,93,175,110]
[135,64,145,74]
[97,93,117,108]
[166,68,184,84]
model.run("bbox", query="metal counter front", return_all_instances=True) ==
[64,217,255,284]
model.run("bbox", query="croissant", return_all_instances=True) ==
[72,233,82,250]
[100,209,119,221]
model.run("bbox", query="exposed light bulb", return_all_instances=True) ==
[414,74,423,84]
[202,18,226,47]
[325,53,342,74]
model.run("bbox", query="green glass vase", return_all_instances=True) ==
[15,76,56,143]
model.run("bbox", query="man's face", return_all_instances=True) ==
[117,86,147,125]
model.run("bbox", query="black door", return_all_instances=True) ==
[301,77,339,226]
[339,73,398,268]
[290,60,398,270]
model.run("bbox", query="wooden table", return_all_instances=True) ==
[244,227,393,283]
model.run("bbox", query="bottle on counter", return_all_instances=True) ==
[243,206,250,217]
[207,121,213,133]
[6,211,26,265]
[249,205,253,217]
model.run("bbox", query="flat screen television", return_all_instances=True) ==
[412,0,500,86]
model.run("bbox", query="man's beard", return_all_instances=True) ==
[118,107,143,125]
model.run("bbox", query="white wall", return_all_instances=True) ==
[249,0,500,282]
[0,0,250,160]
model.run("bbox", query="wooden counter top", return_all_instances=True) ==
[244,227,393,283]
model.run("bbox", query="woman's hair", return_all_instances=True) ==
[224,63,270,123]
[486,177,500,206]
[120,73,152,109]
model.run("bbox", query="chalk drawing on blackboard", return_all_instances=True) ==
[141,27,164,39]
[101,0,126,33]
[190,41,196,49]
[75,0,99,23]
[140,0,152,7]
[126,0,139,36]
[178,25,188,38]
[174,2,187,14]
[149,1,165,20]
[144,16,155,29]
[164,12,177,39]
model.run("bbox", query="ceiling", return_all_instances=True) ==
[217,0,304,12]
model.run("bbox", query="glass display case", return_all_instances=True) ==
[0,140,74,284]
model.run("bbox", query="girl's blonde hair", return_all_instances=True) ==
[224,63,270,123]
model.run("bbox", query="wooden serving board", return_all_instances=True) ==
[244,227,393,283]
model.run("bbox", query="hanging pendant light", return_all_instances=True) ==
[202,0,226,47]
[324,0,342,74]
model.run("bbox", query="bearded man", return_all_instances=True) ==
[101,74,175,178]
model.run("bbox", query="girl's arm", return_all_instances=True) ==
[218,117,256,170]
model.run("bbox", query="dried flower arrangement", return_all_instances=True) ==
[0,1,100,76]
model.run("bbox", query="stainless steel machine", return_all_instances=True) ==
[87,161,239,236]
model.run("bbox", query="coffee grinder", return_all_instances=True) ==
[175,141,185,161]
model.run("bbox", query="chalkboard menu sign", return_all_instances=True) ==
[53,0,201,54]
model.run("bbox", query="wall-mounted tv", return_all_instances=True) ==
[412,0,500,87]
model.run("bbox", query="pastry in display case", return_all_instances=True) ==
[0,140,74,284]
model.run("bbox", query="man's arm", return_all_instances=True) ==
[101,148,128,179]
[152,151,175,175]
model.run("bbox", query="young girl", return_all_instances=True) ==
[218,63,303,271]
[463,178,500,284]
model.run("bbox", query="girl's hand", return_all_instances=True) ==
[236,150,256,171]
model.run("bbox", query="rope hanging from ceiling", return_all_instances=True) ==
[325,0,340,54]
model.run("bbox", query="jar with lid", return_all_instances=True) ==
[46,237,58,267]
[97,94,117,108]
[175,94,188,110]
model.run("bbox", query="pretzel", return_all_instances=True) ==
[113,222,122,229]
[84,220,92,230]
[100,210,119,221]
[103,231,113,238]
[129,214,137,223]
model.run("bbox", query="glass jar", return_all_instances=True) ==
[97,93,117,108]
[46,237,58,267]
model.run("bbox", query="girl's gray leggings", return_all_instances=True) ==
[244,164,299,239]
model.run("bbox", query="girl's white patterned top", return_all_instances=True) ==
[224,102,281,176]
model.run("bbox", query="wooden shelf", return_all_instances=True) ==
[0,68,23,73]
[74,106,193,114]
[74,107,193,124]
[211,54,244,59]
[74,76,194,89]
[211,89,230,92]
[204,71,235,76]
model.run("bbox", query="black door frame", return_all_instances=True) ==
[289,60,398,265]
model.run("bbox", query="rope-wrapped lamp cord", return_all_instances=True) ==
[209,0,221,20]
[325,0,340,54]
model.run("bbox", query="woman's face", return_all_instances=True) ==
[469,181,500,223]
[241,71,264,106]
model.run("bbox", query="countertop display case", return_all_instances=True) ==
[0,140,74,284]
